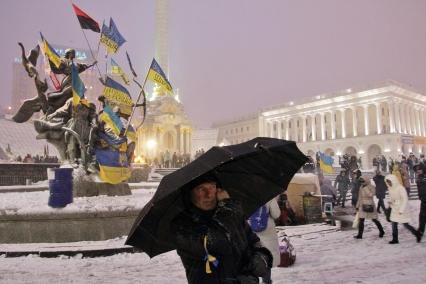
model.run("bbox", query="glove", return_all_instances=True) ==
[248,251,269,277]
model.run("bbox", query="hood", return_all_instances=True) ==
[384,174,401,189]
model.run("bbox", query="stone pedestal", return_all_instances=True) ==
[73,180,131,197]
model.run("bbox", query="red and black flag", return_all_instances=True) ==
[72,3,100,33]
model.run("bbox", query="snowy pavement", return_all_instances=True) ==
[1,202,425,284]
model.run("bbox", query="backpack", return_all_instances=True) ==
[249,205,269,232]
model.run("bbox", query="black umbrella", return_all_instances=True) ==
[125,137,308,257]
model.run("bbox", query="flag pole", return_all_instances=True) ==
[124,74,148,136]
[69,1,103,80]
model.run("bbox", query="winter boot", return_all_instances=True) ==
[354,218,364,239]
[373,219,385,238]
[389,239,399,244]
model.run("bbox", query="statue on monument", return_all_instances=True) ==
[12,42,138,186]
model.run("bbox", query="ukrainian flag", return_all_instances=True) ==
[126,125,137,144]
[95,148,130,184]
[319,152,334,174]
[100,18,126,53]
[71,64,86,106]
[103,77,133,106]
[147,58,173,94]
[99,106,122,135]
[40,32,61,68]
[111,58,130,85]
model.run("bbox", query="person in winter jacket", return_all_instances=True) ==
[354,176,384,239]
[385,174,421,244]
[373,170,387,213]
[351,170,362,208]
[172,175,273,284]
[334,170,350,207]
[415,164,426,242]
[251,199,281,284]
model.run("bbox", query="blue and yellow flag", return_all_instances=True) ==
[111,58,130,85]
[40,32,61,68]
[95,148,130,184]
[71,63,86,106]
[100,18,126,53]
[103,77,133,106]
[147,58,173,94]
[99,105,123,136]
[126,124,137,144]
[319,152,334,174]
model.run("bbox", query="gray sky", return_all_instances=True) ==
[1,0,426,128]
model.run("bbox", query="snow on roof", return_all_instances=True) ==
[0,118,58,159]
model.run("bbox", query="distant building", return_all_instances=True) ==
[191,128,219,157]
[214,81,426,169]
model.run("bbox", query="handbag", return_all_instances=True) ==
[352,212,359,228]
[362,204,374,213]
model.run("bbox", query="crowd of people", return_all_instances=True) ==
[150,150,191,169]
[14,154,59,163]
[313,153,426,245]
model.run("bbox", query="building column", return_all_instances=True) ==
[302,116,307,142]
[186,129,191,154]
[352,107,358,137]
[293,118,298,141]
[406,104,413,134]
[341,109,346,138]
[415,108,421,136]
[320,113,325,140]
[285,119,290,140]
[387,101,394,133]
[412,107,418,136]
[330,111,336,139]
[179,127,185,154]
[376,102,382,134]
[311,115,317,141]
[400,103,407,134]
[421,109,426,136]
[363,105,369,136]
[392,101,400,133]
[277,120,282,139]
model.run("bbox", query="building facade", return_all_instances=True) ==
[214,81,426,169]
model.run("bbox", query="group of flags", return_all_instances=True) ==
[38,2,175,184]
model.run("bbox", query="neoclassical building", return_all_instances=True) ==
[215,81,426,168]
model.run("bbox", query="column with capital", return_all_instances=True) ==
[311,115,317,141]
[341,109,346,138]
[411,107,418,135]
[330,111,336,139]
[352,107,358,137]
[387,101,395,133]
[406,104,413,135]
[363,105,369,136]
[400,103,407,134]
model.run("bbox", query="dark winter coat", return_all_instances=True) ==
[416,173,426,201]
[373,174,387,199]
[334,175,350,191]
[172,199,273,284]
[351,178,361,201]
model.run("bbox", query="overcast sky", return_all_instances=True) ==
[1,0,426,128]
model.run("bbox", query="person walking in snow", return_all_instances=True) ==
[415,164,426,242]
[334,170,350,208]
[353,176,385,239]
[351,169,362,208]
[385,174,421,244]
[373,170,387,213]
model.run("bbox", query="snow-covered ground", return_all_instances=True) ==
[0,200,425,283]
